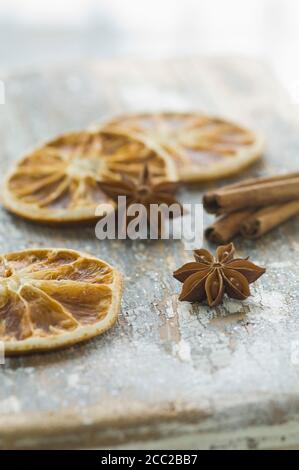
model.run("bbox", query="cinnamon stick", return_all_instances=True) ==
[203,172,299,214]
[205,210,252,243]
[240,200,299,239]
[213,171,299,192]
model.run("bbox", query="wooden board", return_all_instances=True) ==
[0,57,299,450]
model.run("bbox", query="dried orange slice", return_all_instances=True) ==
[2,129,177,223]
[102,112,264,182]
[0,248,122,355]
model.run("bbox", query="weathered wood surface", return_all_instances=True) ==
[0,58,299,450]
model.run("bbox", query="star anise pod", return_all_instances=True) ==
[173,243,265,307]
[99,165,182,234]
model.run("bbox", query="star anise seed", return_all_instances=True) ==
[99,165,182,234]
[173,242,265,307]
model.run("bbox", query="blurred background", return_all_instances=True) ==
[0,0,299,102]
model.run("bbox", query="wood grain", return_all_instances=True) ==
[0,57,299,450]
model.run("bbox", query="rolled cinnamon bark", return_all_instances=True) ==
[203,172,299,214]
[214,171,299,192]
[240,200,299,239]
[205,210,252,243]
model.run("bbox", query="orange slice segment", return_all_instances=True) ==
[0,248,122,355]
[101,112,264,182]
[2,129,177,223]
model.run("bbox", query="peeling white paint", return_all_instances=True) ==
[177,301,193,317]
[165,300,176,319]
[173,339,192,363]
[221,299,244,314]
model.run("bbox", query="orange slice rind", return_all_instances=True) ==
[2,129,177,223]
[0,248,122,355]
[101,112,264,182]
